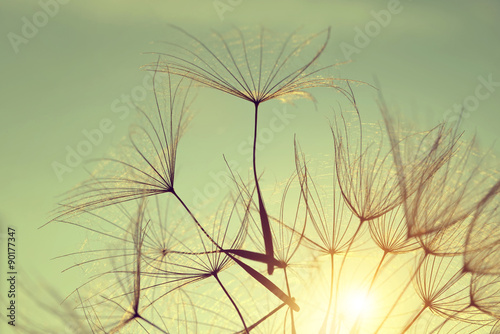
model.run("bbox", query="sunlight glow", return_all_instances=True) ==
[344,289,373,319]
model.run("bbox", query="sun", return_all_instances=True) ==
[344,289,374,320]
[319,288,377,334]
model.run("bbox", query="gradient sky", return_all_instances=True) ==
[1,0,499,332]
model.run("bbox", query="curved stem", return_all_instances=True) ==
[252,102,274,275]
[214,273,249,334]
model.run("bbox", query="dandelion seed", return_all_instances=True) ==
[470,274,500,320]
[368,206,419,255]
[464,180,500,275]
[146,25,352,105]
[48,68,191,224]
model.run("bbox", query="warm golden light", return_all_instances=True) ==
[345,289,373,319]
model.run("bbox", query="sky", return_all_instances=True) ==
[1,0,499,333]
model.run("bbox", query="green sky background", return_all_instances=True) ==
[1,0,499,332]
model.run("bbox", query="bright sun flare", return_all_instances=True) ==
[345,290,373,318]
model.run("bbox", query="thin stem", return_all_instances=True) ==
[252,102,275,275]
[214,273,249,334]
[369,251,388,293]
[172,191,222,252]
[172,190,300,311]
[332,221,363,327]
[401,306,427,334]
[235,303,287,334]
[351,251,388,332]
[284,268,296,334]
[374,253,428,334]
[137,315,169,334]
[319,253,335,334]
